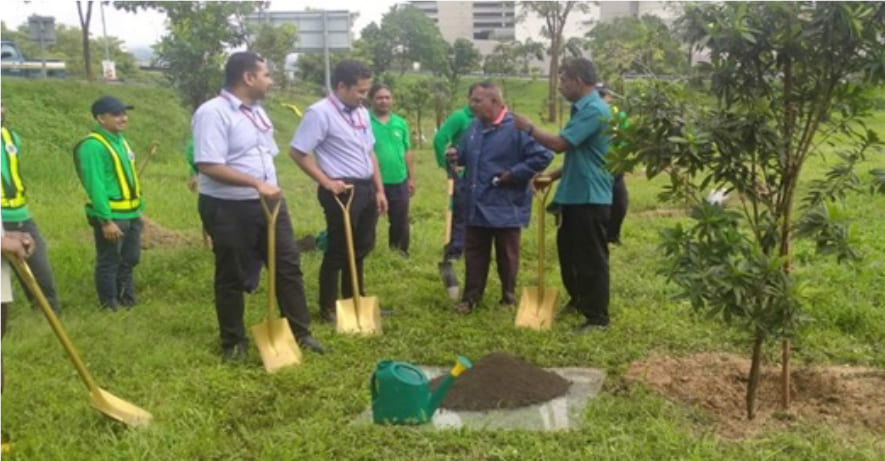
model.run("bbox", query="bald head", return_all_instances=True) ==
[469,81,506,123]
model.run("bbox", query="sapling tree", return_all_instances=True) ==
[612,2,885,419]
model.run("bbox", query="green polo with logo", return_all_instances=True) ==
[370,112,411,185]
[1,127,30,222]
[433,105,474,169]
[74,126,144,221]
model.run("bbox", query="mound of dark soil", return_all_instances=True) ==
[430,352,571,411]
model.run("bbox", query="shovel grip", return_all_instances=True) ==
[332,185,361,312]
[260,197,282,320]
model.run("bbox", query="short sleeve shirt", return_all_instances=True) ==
[554,90,613,205]
[370,112,410,184]
[191,89,279,201]
[290,96,375,180]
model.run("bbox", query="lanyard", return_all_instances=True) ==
[328,95,367,130]
[221,91,272,132]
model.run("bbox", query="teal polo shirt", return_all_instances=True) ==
[370,112,410,185]
[553,91,613,205]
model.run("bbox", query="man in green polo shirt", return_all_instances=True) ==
[432,84,478,259]
[74,96,144,310]
[1,102,62,313]
[514,58,614,333]
[369,83,414,256]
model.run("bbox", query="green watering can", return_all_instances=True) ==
[371,356,472,425]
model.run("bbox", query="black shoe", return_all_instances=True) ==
[453,301,473,315]
[557,300,578,319]
[319,309,336,323]
[222,342,247,362]
[573,319,610,334]
[298,335,327,354]
[498,298,516,308]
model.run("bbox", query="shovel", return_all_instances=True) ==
[4,253,152,427]
[250,197,303,372]
[333,185,382,335]
[438,160,460,300]
[515,178,559,330]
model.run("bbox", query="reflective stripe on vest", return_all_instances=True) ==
[86,132,142,212]
[1,127,26,209]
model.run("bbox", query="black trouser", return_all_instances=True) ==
[608,174,628,244]
[89,217,142,310]
[317,180,378,313]
[462,226,521,305]
[558,205,610,325]
[198,195,311,350]
[3,219,61,313]
[384,182,410,255]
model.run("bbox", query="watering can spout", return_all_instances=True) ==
[427,355,473,416]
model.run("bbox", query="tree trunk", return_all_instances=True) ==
[746,332,764,420]
[547,37,559,122]
[416,110,423,149]
[779,193,795,411]
[77,1,95,82]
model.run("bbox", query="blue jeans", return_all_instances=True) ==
[90,217,142,310]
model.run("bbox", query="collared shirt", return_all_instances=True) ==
[370,111,410,185]
[192,89,279,200]
[554,90,613,205]
[290,95,375,180]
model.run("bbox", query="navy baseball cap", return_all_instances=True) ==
[91,96,134,117]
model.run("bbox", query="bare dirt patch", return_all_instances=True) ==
[140,216,197,249]
[624,352,885,439]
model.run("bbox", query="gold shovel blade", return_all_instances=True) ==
[89,388,153,427]
[336,296,382,335]
[515,286,559,331]
[250,318,303,373]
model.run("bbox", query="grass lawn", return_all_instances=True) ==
[0,78,883,460]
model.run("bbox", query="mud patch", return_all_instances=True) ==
[140,216,197,249]
[429,352,571,411]
[625,352,885,438]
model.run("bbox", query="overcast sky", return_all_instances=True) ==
[1,0,400,50]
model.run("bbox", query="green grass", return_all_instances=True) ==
[1,77,884,460]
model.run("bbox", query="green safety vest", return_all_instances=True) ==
[74,132,142,212]
[1,127,26,209]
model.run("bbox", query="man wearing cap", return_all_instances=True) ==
[290,59,388,323]
[74,95,144,310]
[193,51,325,360]
[1,102,62,313]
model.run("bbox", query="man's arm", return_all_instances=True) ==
[506,132,555,184]
[371,153,388,214]
[406,149,415,196]
[76,141,125,241]
[196,163,280,199]
[289,148,346,195]
[512,114,572,153]
[433,112,464,168]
